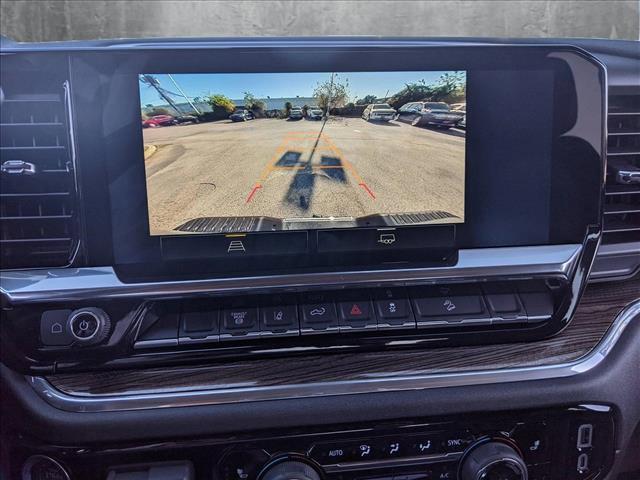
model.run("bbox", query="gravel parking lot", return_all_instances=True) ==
[143,117,465,235]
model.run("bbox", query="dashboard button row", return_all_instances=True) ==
[131,284,553,349]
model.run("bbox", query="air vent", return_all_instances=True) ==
[0,63,79,269]
[603,93,640,244]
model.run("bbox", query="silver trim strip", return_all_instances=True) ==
[28,298,640,413]
[1,244,581,305]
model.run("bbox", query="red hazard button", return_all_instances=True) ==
[339,300,371,322]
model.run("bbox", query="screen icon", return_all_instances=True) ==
[50,322,63,334]
[227,240,246,253]
[377,233,396,245]
[231,311,248,326]
[418,440,432,452]
[359,444,371,457]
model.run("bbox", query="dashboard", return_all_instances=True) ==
[0,37,638,480]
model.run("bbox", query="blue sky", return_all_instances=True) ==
[139,71,464,106]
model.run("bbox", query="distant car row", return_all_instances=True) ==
[286,106,325,121]
[142,114,199,128]
[230,105,325,122]
[363,102,465,129]
[143,102,466,129]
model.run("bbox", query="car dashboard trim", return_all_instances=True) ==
[1,244,581,305]
[26,297,640,413]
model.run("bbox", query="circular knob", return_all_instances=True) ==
[259,459,321,480]
[68,308,110,345]
[22,455,70,480]
[460,441,528,480]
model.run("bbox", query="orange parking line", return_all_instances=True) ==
[320,133,365,184]
[257,142,299,182]
[271,165,346,171]
[248,130,376,203]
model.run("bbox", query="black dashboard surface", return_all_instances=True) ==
[0,37,638,480]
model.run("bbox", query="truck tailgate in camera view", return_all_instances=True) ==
[139,71,466,235]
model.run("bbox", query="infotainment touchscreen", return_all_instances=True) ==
[139,71,466,236]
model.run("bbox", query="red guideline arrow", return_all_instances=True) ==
[245,184,262,203]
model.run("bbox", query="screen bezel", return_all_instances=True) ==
[66,43,605,279]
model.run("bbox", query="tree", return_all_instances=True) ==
[313,73,350,112]
[387,72,465,109]
[192,96,202,103]
[356,95,377,106]
[205,94,236,119]
[243,91,266,112]
[283,101,293,117]
[429,72,466,102]
[146,107,171,116]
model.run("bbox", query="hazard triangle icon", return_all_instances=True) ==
[350,304,363,315]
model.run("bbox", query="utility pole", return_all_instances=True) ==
[167,74,201,114]
[141,75,183,115]
[326,72,335,118]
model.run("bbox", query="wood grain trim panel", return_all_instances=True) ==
[47,278,640,397]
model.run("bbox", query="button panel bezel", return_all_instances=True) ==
[132,280,556,350]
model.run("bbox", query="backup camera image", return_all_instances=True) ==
[139,71,466,235]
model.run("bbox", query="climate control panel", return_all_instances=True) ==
[10,405,615,480]
[214,405,613,480]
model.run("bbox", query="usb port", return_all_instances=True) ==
[577,424,593,448]
[577,452,590,473]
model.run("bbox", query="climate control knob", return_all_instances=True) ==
[460,441,528,480]
[259,459,321,480]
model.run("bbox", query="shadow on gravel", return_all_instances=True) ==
[423,125,466,138]
[364,120,401,127]
[281,151,347,211]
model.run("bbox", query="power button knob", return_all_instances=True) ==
[68,308,111,345]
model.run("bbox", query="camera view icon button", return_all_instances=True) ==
[377,233,396,245]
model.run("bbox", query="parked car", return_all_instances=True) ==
[229,109,255,122]
[396,101,464,128]
[175,114,200,125]
[450,103,466,129]
[289,106,304,120]
[362,103,397,122]
[306,106,324,120]
[142,114,177,128]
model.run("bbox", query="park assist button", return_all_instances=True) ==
[179,301,220,344]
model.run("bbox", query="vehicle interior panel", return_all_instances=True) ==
[1,35,638,480]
